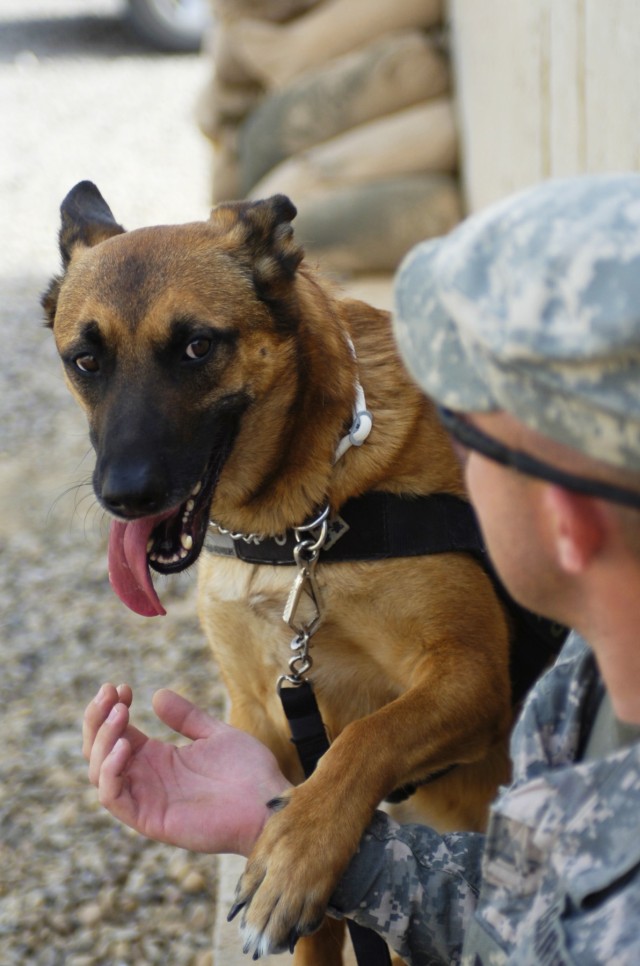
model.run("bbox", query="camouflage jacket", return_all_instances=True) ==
[328,633,640,964]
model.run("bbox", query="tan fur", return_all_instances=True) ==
[45,186,512,966]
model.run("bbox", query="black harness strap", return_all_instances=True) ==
[279,682,393,966]
[214,492,484,565]
[279,681,331,779]
[209,491,567,703]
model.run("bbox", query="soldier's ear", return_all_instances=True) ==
[41,181,125,328]
[542,484,607,574]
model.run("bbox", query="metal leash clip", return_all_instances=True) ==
[277,505,329,691]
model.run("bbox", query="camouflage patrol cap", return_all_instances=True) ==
[393,173,640,471]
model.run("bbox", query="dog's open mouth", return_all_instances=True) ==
[108,478,212,618]
[103,396,247,617]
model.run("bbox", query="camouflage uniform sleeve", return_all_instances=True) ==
[327,810,485,965]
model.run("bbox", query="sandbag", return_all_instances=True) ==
[292,174,461,273]
[249,100,458,201]
[227,0,444,88]
[239,31,450,191]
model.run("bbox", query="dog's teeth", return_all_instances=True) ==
[191,481,202,496]
[181,534,193,551]
[186,499,195,513]
[147,539,154,553]
[153,552,180,565]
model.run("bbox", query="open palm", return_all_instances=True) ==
[84,685,290,857]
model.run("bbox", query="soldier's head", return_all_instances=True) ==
[393,173,640,621]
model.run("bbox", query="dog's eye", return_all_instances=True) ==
[184,338,211,361]
[75,354,100,373]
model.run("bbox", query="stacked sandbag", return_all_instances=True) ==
[198,0,461,277]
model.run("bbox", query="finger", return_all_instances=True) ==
[111,683,149,754]
[152,689,220,742]
[83,683,120,761]
[88,702,130,787]
[116,683,133,707]
[97,736,132,812]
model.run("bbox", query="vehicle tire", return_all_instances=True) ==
[126,0,210,52]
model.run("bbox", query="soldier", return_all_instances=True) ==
[84,173,640,964]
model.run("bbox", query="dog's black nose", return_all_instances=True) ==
[98,463,168,517]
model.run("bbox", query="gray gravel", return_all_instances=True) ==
[0,2,227,962]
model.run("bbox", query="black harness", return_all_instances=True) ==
[207,492,484,564]
[206,492,567,966]
[205,490,567,707]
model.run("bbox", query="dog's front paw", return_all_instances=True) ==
[228,788,352,958]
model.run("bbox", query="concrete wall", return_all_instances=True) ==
[450,0,640,211]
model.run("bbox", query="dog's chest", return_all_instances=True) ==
[197,553,310,666]
[196,552,402,729]
[198,553,294,618]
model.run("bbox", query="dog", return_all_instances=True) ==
[43,182,516,965]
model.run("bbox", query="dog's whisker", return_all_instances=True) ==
[46,479,92,523]
[77,446,94,466]
[81,502,102,537]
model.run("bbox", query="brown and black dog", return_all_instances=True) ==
[43,182,514,965]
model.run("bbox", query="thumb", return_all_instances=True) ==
[152,689,220,742]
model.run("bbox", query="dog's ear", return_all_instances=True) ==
[41,277,62,328]
[42,181,125,327]
[209,194,303,301]
[58,181,125,266]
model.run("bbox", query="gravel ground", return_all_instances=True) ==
[0,2,227,962]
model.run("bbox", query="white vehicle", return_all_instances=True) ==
[126,0,211,51]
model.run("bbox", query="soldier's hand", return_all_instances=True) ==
[83,683,291,856]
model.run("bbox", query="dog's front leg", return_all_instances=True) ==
[230,661,510,958]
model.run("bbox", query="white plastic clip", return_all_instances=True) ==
[334,339,373,463]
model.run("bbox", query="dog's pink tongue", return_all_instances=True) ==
[108,518,167,617]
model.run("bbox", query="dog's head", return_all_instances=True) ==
[43,181,305,617]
